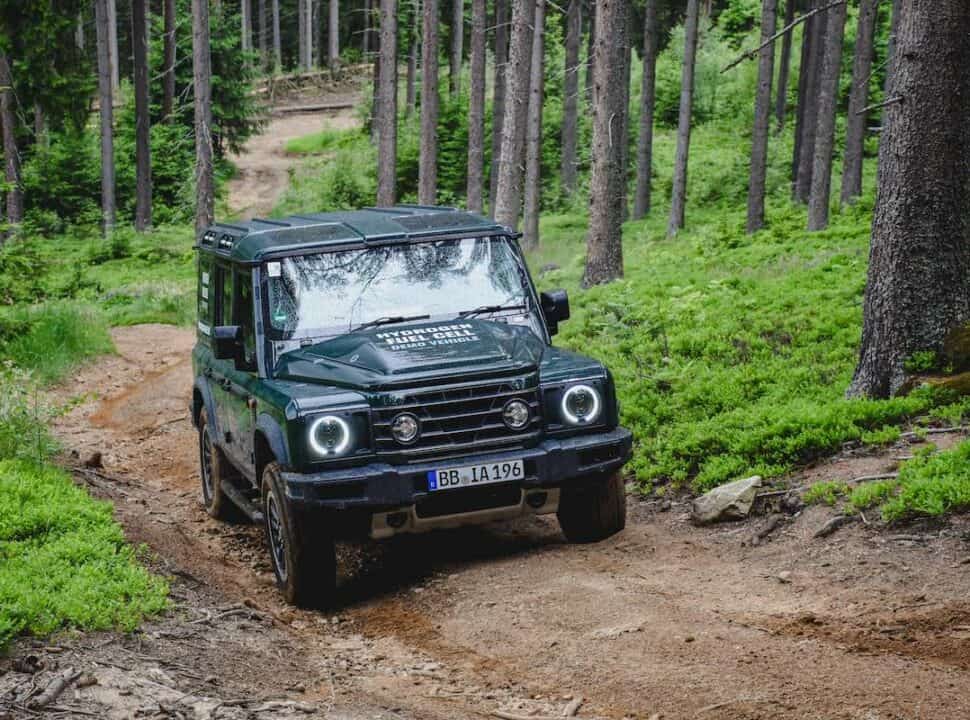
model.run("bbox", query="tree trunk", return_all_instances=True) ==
[376,0,398,206]
[364,0,372,56]
[95,0,116,233]
[667,0,701,237]
[883,0,900,108]
[849,0,970,398]
[329,0,340,74]
[450,0,463,95]
[162,0,176,119]
[406,0,419,117]
[773,0,794,130]
[793,0,825,203]
[133,0,152,231]
[272,0,282,72]
[492,0,533,230]
[242,0,252,56]
[560,0,581,197]
[418,0,440,205]
[632,0,658,218]
[314,0,323,67]
[791,5,811,189]
[107,0,120,94]
[745,0,777,234]
[521,0,545,249]
[583,0,628,285]
[297,0,306,69]
[488,0,508,210]
[806,0,847,231]
[76,11,85,50]
[840,0,878,205]
[371,38,381,143]
[466,0,486,212]
[618,24,631,220]
[258,0,268,69]
[0,55,22,229]
[584,1,595,106]
[193,0,215,238]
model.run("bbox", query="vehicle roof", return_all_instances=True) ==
[198,205,510,264]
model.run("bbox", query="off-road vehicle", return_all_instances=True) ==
[192,205,633,606]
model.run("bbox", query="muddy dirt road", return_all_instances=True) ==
[10,324,970,719]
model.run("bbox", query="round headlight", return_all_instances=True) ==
[391,413,420,445]
[308,415,351,456]
[561,384,601,425]
[502,399,531,430]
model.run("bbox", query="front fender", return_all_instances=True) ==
[193,377,220,437]
[256,413,291,468]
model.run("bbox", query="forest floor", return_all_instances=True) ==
[4,325,970,719]
[225,77,363,218]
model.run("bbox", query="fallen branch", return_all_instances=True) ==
[28,668,81,709]
[722,0,847,73]
[855,95,903,116]
[813,515,856,539]
[493,712,602,720]
[273,102,355,114]
[900,425,970,440]
[846,472,898,485]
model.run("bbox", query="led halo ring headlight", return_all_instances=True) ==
[390,412,421,445]
[561,384,601,426]
[502,398,531,430]
[308,415,352,456]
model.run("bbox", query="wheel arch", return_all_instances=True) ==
[255,413,291,485]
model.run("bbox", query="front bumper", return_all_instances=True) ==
[281,427,633,513]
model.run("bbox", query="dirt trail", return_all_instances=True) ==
[226,89,361,218]
[5,323,969,720]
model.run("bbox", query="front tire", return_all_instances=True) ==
[557,471,627,543]
[198,408,239,521]
[262,462,337,607]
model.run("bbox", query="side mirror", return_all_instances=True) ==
[540,290,570,336]
[212,325,243,362]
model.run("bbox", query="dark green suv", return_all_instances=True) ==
[192,206,632,606]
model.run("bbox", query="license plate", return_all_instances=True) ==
[427,459,525,491]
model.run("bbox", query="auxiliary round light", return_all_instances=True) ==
[390,413,421,445]
[561,384,601,425]
[309,415,352,456]
[502,399,531,430]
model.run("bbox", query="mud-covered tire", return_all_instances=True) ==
[557,471,627,543]
[198,408,240,521]
[262,462,337,608]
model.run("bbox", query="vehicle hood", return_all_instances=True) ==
[274,318,546,390]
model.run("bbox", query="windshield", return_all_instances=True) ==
[264,236,531,339]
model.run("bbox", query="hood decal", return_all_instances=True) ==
[376,322,480,351]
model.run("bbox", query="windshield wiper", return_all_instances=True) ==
[459,303,527,318]
[350,314,430,333]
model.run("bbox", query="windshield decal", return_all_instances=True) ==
[376,322,479,351]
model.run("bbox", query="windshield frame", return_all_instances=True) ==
[257,232,546,344]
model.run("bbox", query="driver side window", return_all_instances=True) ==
[233,270,257,370]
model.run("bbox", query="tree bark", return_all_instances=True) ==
[790,4,811,189]
[133,0,152,231]
[522,0,545,249]
[418,0,440,204]
[298,0,306,69]
[849,0,970,398]
[806,0,846,231]
[583,0,628,285]
[406,0,419,116]
[329,0,340,74]
[242,0,252,57]
[466,0,486,212]
[560,0,581,197]
[488,0,508,210]
[745,0,777,234]
[272,0,282,72]
[76,11,85,50]
[667,0,701,237]
[883,0,900,107]
[793,0,825,203]
[840,0,878,205]
[632,0,658,219]
[364,0,373,56]
[584,1,595,106]
[450,0,463,95]
[162,0,177,119]
[0,55,22,229]
[376,0,398,206]
[492,0,533,229]
[95,0,116,233]
[107,0,120,94]
[258,0,268,68]
[193,0,215,238]
[773,0,795,130]
[371,33,381,143]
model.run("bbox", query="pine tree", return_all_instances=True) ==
[133,0,152,230]
[162,0,177,119]
[450,0,463,95]
[488,0,508,209]
[418,0,440,204]
[667,0,701,236]
[466,0,486,212]
[192,0,215,237]
[0,54,22,230]
[745,0,777,234]
[521,0,545,249]
[840,0,878,205]
[95,0,116,232]
[376,0,398,206]
[560,0,581,197]
[774,0,795,130]
[632,0,658,218]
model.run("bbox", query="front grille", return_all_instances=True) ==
[373,378,541,462]
[415,483,523,518]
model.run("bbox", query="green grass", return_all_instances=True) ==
[0,459,168,648]
[284,126,366,155]
[803,481,850,507]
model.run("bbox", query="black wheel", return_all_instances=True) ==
[198,408,240,521]
[557,471,627,543]
[262,462,337,608]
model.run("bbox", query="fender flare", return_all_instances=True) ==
[255,413,291,468]
[193,377,220,438]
